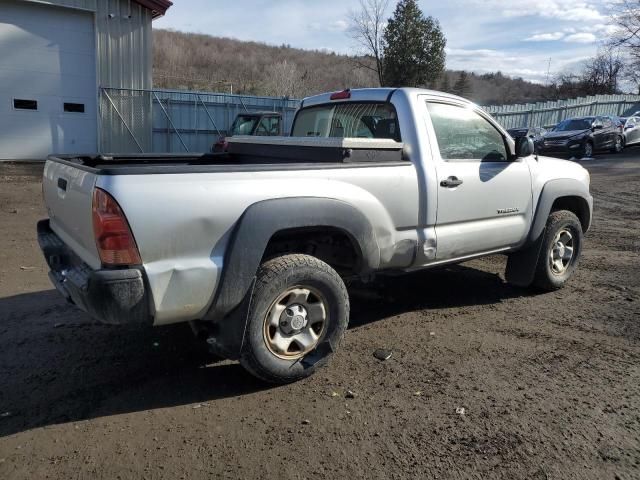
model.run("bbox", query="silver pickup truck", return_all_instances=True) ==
[38,88,593,383]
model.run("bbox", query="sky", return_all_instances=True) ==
[154,0,617,84]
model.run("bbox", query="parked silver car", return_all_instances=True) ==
[622,116,640,147]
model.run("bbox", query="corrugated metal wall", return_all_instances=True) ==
[94,1,153,90]
[95,1,153,152]
[99,88,300,153]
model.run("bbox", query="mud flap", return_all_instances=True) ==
[505,232,545,288]
[301,339,336,369]
[206,278,256,360]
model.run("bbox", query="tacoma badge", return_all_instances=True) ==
[497,207,519,214]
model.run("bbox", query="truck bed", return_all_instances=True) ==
[49,137,406,175]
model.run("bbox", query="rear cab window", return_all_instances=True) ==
[292,102,401,141]
[426,102,509,162]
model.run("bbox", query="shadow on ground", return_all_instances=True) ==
[0,263,527,437]
[348,263,527,327]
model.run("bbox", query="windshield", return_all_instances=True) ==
[230,115,260,136]
[554,119,592,132]
[292,102,400,140]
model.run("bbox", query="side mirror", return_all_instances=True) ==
[515,136,535,158]
[592,124,603,131]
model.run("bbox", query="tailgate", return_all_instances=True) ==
[42,160,101,269]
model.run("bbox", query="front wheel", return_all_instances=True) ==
[532,210,583,291]
[610,135,624,154]
[240,254,349,384]
[581,141,594,159]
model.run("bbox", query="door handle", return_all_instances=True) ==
[440,176,463,188]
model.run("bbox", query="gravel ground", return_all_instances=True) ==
[0,152,639,480]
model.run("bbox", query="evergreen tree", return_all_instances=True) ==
[381,0,446,87]
[452,71,472,97]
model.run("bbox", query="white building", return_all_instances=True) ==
[0,0,171,159]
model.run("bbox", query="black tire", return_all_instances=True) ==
[610,135,624,154]
[239,254,349,384]
[581,140,594,159]
[532,210,583,291]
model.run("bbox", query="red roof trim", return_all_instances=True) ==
[133,0,173,18]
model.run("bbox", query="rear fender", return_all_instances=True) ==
[207,197,380,321]
[202,197,380,356]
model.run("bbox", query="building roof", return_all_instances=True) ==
[134,0,172,18]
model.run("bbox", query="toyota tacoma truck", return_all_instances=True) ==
[38,88,593,384]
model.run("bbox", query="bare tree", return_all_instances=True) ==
[625,66,640,94]
[581,49,625,94]
[261,60,306,98]
[347,0,390,86]
[609,0,640,92]
[550,49,626,98]
[610,0,640,52]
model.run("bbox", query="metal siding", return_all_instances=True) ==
[95,0,153,152]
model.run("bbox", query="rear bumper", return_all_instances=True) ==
[37,219,152,326]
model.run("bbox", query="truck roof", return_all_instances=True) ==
[301,87,472,108]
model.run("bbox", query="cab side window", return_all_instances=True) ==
[426,102,509,162]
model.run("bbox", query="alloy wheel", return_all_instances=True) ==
[263,286,327,359]
[549,229,575,275]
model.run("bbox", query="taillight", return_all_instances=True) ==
[92,188,141,266]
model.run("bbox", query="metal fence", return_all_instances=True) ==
[483,94,640,129]
[100,87,300,153]
[100,88,640,153]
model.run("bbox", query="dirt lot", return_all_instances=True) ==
[1,152,639,480]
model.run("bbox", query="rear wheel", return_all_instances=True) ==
[532,210,583,291]
[240,254,349,384]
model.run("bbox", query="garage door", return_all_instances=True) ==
[0,1,97,160]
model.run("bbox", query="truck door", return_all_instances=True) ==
[425,101,533,261]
